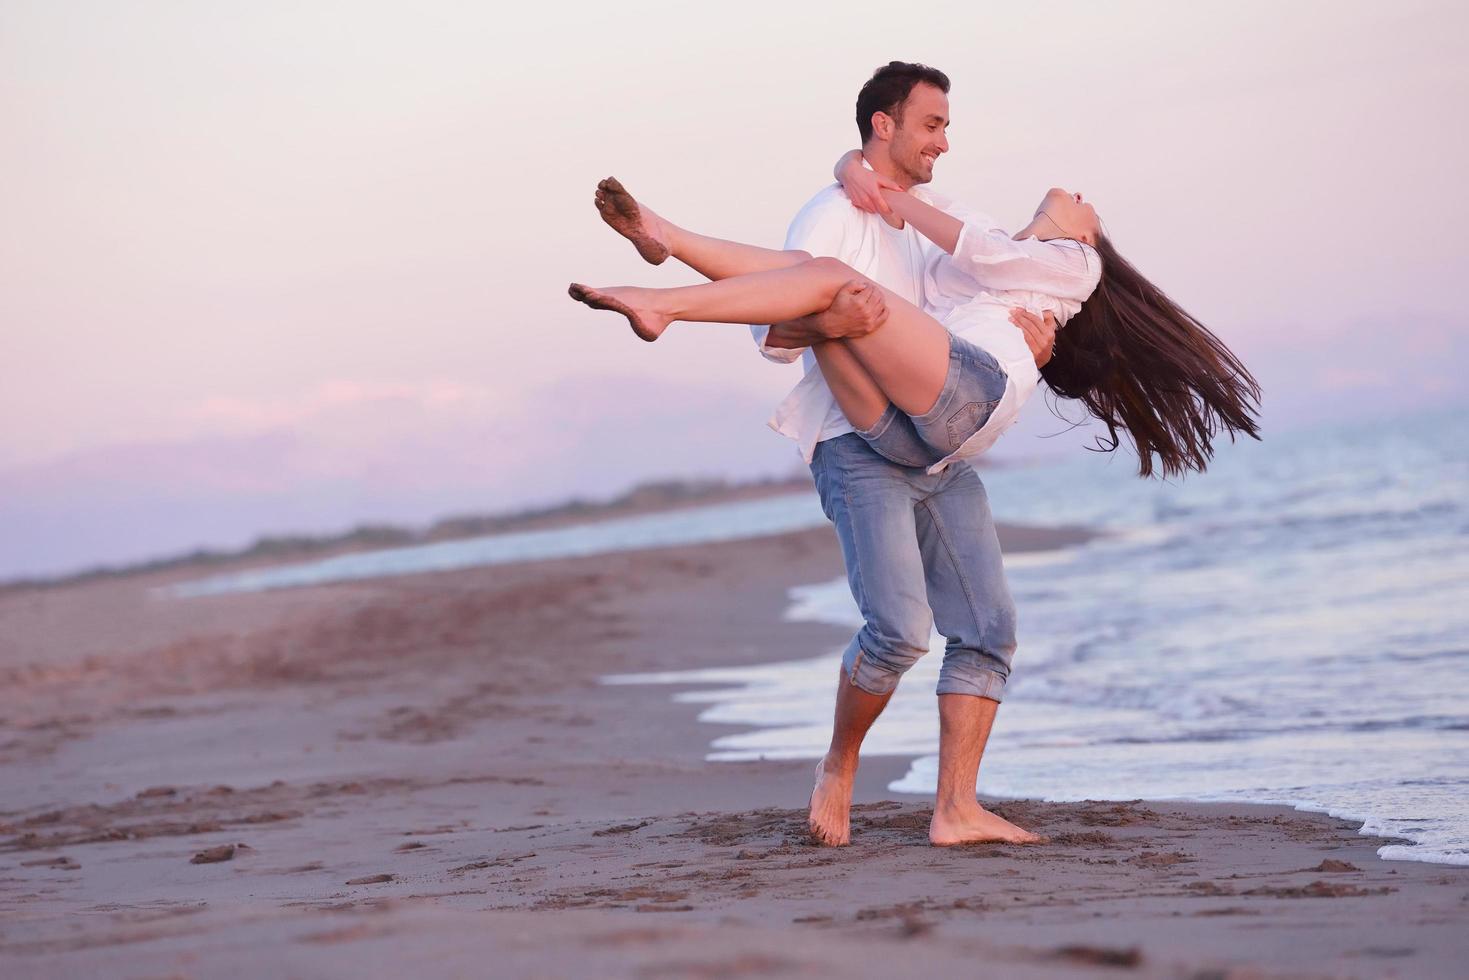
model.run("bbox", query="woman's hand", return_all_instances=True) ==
[834,150,904,215]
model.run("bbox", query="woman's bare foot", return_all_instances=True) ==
[567,283,672,342]
[807,756,854,846]
[929,799,1046,847]
[594,177,672,266]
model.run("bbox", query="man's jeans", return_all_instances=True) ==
[809,433,1017,700]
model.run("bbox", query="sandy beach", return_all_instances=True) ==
[3,519,1466,979]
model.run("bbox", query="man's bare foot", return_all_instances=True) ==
[594,177,671,266]
[929,799,1046,847]
[567,283,672,342]
[807,756,854,846]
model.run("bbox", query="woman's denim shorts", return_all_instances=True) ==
[855,333,1009,469]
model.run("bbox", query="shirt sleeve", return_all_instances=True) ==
[750,193,849,363]
[949,207,1100,301]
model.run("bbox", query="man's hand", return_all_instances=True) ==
[764,280,888,349]
[1009,308,1058,369]
[813,280,888,338]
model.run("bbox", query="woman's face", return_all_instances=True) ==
[1035,188,1100,245]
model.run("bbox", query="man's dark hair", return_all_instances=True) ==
[855,61,951,144]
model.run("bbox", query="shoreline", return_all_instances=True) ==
[3,521,1466,976]
[604,537,1453,871]
[619,647,1445,868]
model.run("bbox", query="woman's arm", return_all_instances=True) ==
[832,150,963,252]
[879,191,963,254]
[832,150,893,214]
[833,151,1095,299]
[941,216,1101,300]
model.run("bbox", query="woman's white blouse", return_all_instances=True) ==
[915,195,1102,471]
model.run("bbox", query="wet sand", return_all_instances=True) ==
[2,520,1466,978]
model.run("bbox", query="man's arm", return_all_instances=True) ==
[753,320,809,361]
[764,316,825,350]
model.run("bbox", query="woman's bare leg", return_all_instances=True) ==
[811,342,889,432]
[595,177,809,280]
[593,180,923,428]
[837,296,953,418]
[570,256,952,417]
[571,257,853,341]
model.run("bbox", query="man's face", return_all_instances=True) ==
[887,83,950,186]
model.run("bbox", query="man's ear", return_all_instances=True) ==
[870,111,894,142]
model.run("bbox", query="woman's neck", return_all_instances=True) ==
[1014,213,1063,242]
[1015,210,1093,246]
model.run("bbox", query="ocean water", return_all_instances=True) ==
[606,407,1469,865]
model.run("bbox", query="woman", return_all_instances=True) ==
[572,154,1260,478]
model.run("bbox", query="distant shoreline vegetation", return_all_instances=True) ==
[0,473,815,594]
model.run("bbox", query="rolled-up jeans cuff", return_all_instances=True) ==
[840,637,902,696]
[935,668,1007,702]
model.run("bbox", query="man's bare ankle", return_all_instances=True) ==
[820,753,859,780]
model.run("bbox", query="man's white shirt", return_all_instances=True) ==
[749,182,947,463]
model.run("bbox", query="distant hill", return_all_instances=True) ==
[0,473,813,594]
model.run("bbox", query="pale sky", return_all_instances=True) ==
[1,1,1466,578]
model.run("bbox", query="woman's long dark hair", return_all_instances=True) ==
[1040,235,1262,478]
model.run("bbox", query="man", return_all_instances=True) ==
[751,62,1054,847]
